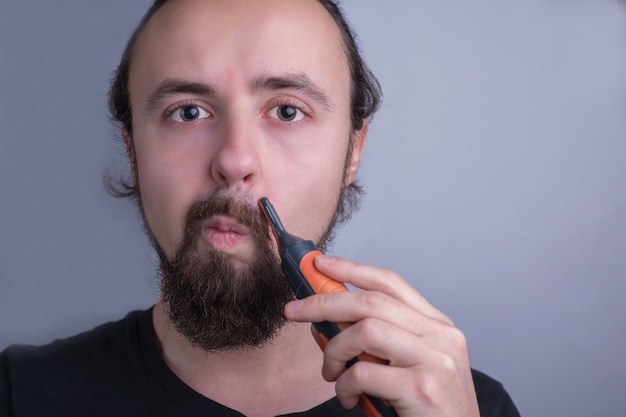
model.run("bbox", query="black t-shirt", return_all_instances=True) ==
[0,308,520,417]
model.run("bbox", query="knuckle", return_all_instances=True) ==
[417,376,442,407]
[432,350,458,375]
[441,353,458,374]
[355,317,383,341]
[404,372,439,407]
[447,327,468,353]
[409,366,455,408]
[361,290,387,312]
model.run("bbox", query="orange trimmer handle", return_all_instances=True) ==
[301,253,397,417]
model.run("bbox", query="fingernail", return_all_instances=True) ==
[285,299,304,315]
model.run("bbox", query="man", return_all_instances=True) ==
[0,1,519,416]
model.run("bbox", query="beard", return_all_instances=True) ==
[152,183,359,352]
[143,147,362,352]
[158,194,293,351]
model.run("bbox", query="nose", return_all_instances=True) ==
[210,117,261,192]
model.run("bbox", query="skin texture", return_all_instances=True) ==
[128,0,358,262]
[126,0,480,416]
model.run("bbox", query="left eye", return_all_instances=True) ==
[271,105,304,122]
[171,105,210,122]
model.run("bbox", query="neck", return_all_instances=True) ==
[152,303,336,417]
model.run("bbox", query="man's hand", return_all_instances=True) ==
[284,255,481,417]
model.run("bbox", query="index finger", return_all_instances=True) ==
[314,255,453,325]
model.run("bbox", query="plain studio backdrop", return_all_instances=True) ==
[1,1,625,416]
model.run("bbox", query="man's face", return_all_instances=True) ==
[127,0,365,349]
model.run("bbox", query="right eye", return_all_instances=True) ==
[170,105,211,122]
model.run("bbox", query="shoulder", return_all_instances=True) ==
[1,309,154,415]
[471,369,521,417]
[2,309,148,369]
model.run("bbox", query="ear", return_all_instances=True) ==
[344,119,369,186]
[122,129,138,179]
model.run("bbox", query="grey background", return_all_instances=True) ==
[1,1,624,416]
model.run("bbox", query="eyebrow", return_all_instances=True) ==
[144,73,334,113]
[251,73,334,111]
[145,79,216,113]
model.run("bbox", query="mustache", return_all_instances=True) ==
[182,194,272,246]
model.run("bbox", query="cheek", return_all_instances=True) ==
[135,142,199,257]
[274,141,349,242]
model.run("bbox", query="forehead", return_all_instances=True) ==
[130,0,350,102]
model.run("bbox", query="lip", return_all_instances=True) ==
[200,215,251,251]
